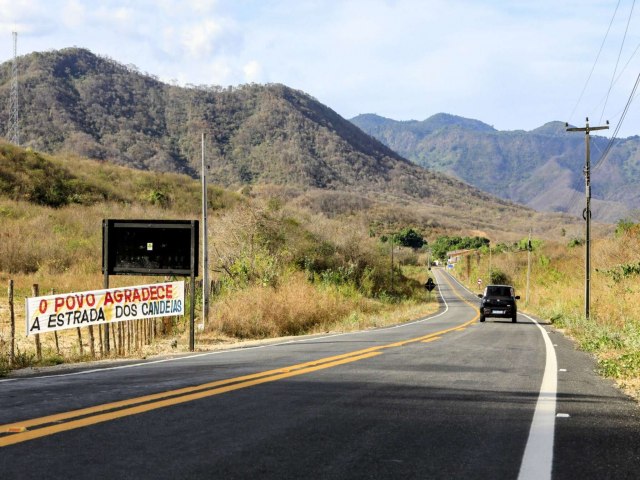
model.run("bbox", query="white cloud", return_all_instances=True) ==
[180,16,240,59]
[182,19,223,58]
[1,0,640,135]
[243,60,261,82]
[61,0,86,28]
[93,5,136,31]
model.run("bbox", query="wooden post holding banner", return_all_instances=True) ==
[120,322,125,355]
[77,327,84,355]
[32,284,42,362]
[112,323,118,356]
[88,325,96,359]
[98,324,104,357]
[8,280,15,365]
[51,289,60,355]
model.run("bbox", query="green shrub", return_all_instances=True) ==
[489,268,511,284]
[568,237,585,248]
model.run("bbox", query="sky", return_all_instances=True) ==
[2,0,640,137]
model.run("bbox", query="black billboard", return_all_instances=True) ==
[103,220,199,276]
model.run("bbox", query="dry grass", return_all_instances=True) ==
[451,229,640,400]
[0,176,438,374]
[210,273,359,338]
[209,271,438,338]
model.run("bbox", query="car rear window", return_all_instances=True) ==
[486,286,512,297]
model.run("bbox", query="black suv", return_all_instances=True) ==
[478,285,520,323]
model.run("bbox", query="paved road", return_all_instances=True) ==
[1,269,639,479]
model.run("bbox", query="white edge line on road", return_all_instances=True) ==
[517,312,557,480]
[2,272,452,384]
[439,270,557,480]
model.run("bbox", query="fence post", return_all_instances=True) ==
[112,323,118,357]
[51,289,60,355]
[98,325,104,357]
[88,325,96,358]
[8,280,15,365]
[76,328,84,356]
[32,284,42,362]
[127,321,131,354]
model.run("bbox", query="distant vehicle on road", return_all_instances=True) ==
[478,285,520,323]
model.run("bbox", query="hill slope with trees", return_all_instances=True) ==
[351,113,640,222]
[0,47,522,217]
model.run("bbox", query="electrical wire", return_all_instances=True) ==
[600,0,636,124]
[568,0,621,124]
[591,38,640,115]
[605,77,640,123]
[594,71,640,171]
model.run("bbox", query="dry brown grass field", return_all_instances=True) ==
[0,145,443,374]
[2,143,638,398]
[450,225,640,400]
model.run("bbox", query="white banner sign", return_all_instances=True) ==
[25,281,184,336]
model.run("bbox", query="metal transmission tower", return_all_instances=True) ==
[566,118,608,320]
[8,31,19,146]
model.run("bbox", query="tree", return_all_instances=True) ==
[393,228,426,250]
[430,235,489,260]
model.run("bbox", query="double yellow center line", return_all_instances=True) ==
[1,271,479,448]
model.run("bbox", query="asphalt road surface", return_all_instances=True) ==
[1,268,640,479]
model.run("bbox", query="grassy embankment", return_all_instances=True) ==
[0,144,437,374]
[449,227,640,399]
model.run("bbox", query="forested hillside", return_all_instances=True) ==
[0,48,517,215]
[351,113,640,222]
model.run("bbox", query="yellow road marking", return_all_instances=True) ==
[437,270,481,320]
[1,270,479,448]
[0,349,383,433]
[421,336,441,343]
[0,352,382,448]
[7,427,26,433]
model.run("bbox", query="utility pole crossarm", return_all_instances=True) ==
[566,126,610,132]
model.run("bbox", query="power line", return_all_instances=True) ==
[600,0,636,124]
[591,38,640,116]
[594,71,640,171]
[568,0,621,124]
[602,72,640,124]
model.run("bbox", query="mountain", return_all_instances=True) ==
[0,47,538,220]
[350,113,640,222]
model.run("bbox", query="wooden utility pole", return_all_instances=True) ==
[526,230,532,305]
[8,280,15,365]
[201,132,209,330]
[566,118,609,320]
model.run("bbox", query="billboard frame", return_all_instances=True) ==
[102,219,199,351]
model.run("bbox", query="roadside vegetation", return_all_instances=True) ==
[0,144,438,375]
[446,223,640,400]
[6,140,638,402]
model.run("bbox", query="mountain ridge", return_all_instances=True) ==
[350,113,637,222]
[0,47,532,218]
